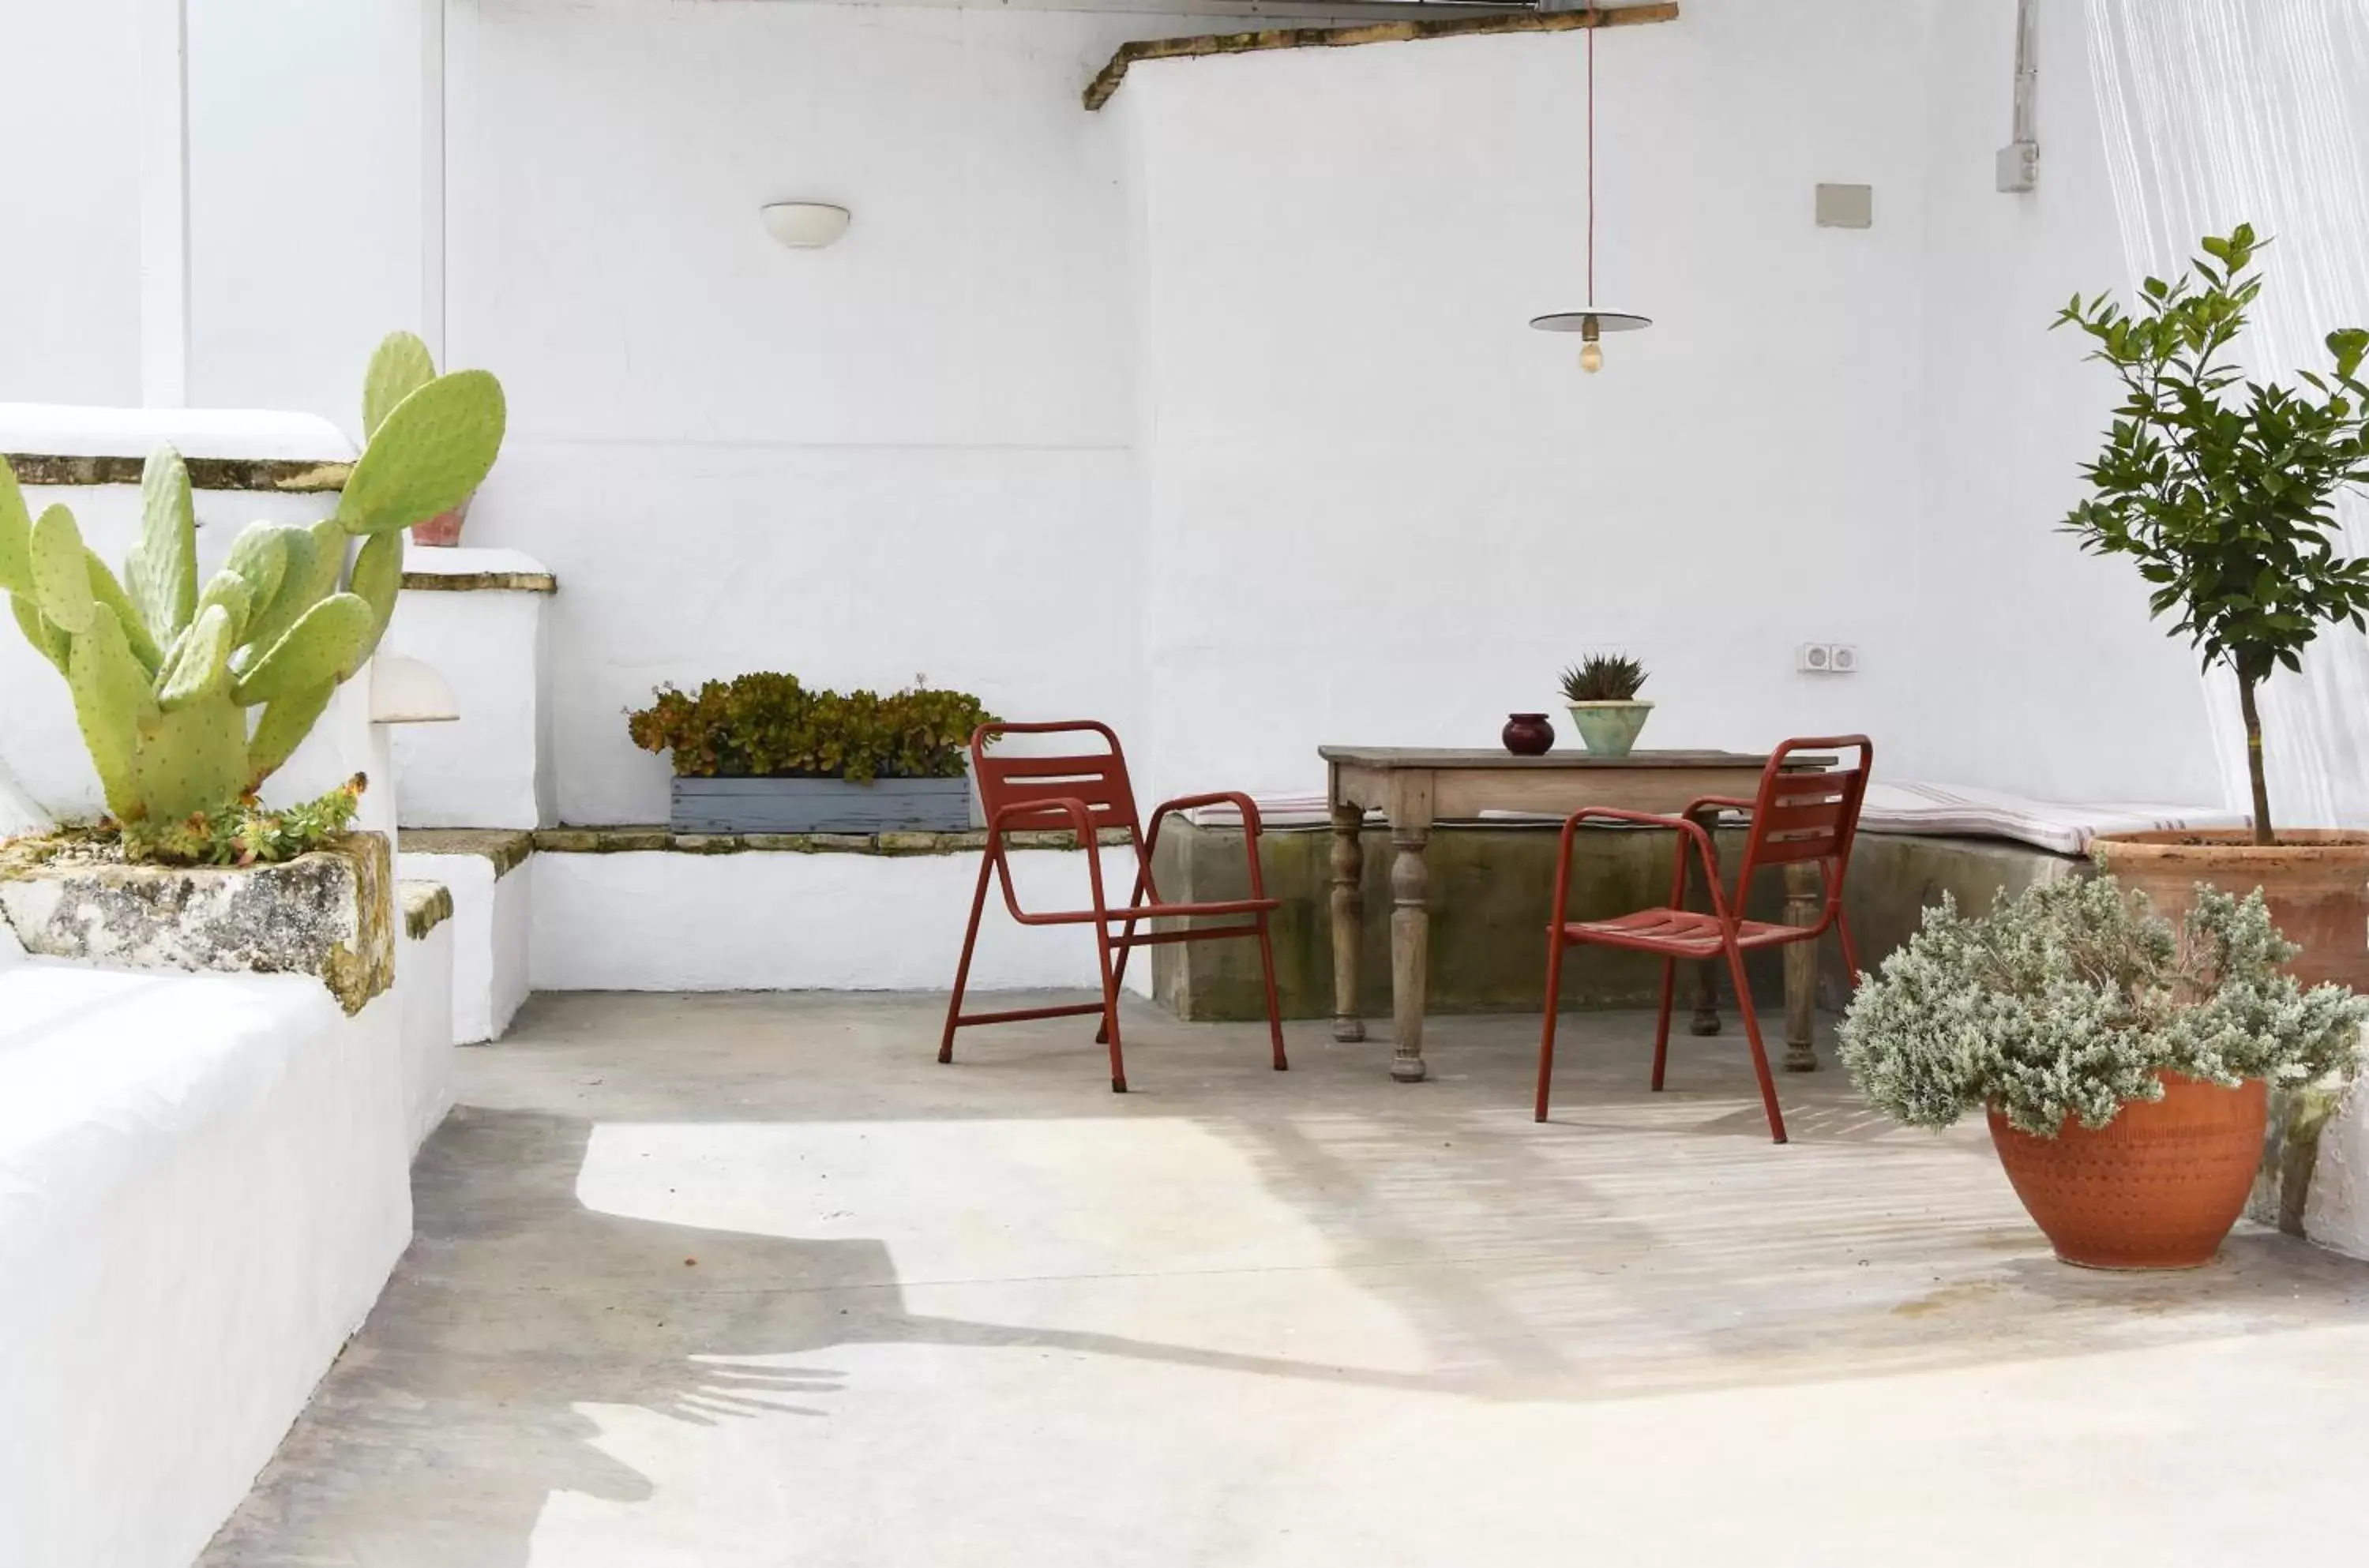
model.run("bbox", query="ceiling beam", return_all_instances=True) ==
[1083,2,1680,111]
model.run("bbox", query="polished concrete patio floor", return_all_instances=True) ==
[207,993,2369,1566]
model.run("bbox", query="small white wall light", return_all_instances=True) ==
[370,655,460,724]
[760,202,851,249]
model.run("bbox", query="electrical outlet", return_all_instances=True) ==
[1797,643,1859,674]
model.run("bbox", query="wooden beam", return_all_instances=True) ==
[1083,3,1679,111]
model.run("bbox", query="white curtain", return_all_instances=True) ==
[2088,0,2369,827]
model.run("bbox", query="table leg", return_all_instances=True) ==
[1684,806,1721,1036]
[1784,861,1820,1071]
[1330,803,1365,1043]
[1389,825,1431,1082]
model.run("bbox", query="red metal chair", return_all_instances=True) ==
[1534,736,1872,1143]
[938,720,1287,1093]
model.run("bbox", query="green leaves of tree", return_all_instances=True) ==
[2055,225,2369,776]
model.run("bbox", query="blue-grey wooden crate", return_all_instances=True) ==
[670,776,975,834]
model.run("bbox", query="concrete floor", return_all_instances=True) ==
[206,993,2369,1567]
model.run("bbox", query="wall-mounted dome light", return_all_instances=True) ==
[760,202,851,249]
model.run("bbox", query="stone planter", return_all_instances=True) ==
[0,832,394,1015]
[670,775,975,834]
[1564,700,1653,758]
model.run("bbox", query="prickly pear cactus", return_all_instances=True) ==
[0,332,505,824]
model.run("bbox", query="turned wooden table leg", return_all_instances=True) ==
[1389,823,1432,1082]
[1783,860,1820,1072]
[1329,801,1365,1043]
[1684,805,1721,1036]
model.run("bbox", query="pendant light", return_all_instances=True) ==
[1530,14,1649,371]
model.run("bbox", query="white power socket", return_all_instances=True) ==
[1797,643,1860,674]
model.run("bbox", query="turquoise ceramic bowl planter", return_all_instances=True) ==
[1566,701,1653,758]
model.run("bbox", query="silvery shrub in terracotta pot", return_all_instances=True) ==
[1838,875,2363,1269]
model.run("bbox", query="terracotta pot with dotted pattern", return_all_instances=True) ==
[1987,1073,2266,1270]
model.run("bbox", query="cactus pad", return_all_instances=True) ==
[30,505,95,635]
[131,445,200,643]
[66,604,156,820]
[158,603,236,711]
[363,331,437,441]
[235,592,376,707]
[336,369,505,535]
[0,460,29,596]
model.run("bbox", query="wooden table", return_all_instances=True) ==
[1321,747,1830,1083]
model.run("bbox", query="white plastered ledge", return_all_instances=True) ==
[0,403,354,461]
[0,962,411,1568]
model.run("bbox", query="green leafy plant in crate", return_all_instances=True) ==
[629,673,995,782]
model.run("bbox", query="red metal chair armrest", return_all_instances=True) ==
[986,798,1110,925]
[1553,807,1733,928]
[1145,791,1267,898]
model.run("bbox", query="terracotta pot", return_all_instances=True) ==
[2092,830,2369,992]
[1501,712,1554,756]
[411,493,473,548]
[1987,1073,2266,1269]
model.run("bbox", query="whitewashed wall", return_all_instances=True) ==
[4,0,2250,831]
[1121,3,1934,798]
[444,0,1182,823]
[1908,0,2224,805]
[0,0,145,406]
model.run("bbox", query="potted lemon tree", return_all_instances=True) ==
[2056,224,2369,988]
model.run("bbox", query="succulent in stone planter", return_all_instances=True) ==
[1558,653,1653,757]
[0,336,505,840]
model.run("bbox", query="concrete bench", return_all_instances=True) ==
[0,958,416,1567]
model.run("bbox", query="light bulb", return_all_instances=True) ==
[1579,339,1604,374]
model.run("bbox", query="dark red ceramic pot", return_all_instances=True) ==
[1501,713,1554,756]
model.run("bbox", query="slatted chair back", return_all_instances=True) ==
[1733,736,1873,914]
[969,721,1146,845]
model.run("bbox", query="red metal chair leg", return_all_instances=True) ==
[1534,929,1569,1122]
[1094,928,1128,1093]
[1096,913,1139,1047]
[1254,911,1288,1071]
[1721,940,1788,1144]
[940,853,997,1063]
[1836,908,1863,994]
[1649,955,1677,1091]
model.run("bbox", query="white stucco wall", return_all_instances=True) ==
[401,850,533,1043]
[1905,0,2224,805]
[531,845,1156,995]
[0,965,413,1568]
[399,911,457,1150]
[6,0,2254,832]
[385,549,555,829]
[0,0,145,407]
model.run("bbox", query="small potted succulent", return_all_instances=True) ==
[629,672,994,833]
[1559,653,1651,758]
[1838,874,2364,1269]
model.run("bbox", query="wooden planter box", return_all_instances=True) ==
[670,775,975,834]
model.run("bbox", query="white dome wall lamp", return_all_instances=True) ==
[1530,16,1650,370]
[760,202,851,249]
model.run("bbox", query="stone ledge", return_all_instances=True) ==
[531,825,1132,856]
[398,828,536,879]
[400,880,454,940]
[1083,2,1679,111]
[2,452,353,493]
[0,831,394,1016]
[397,570,558,595]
